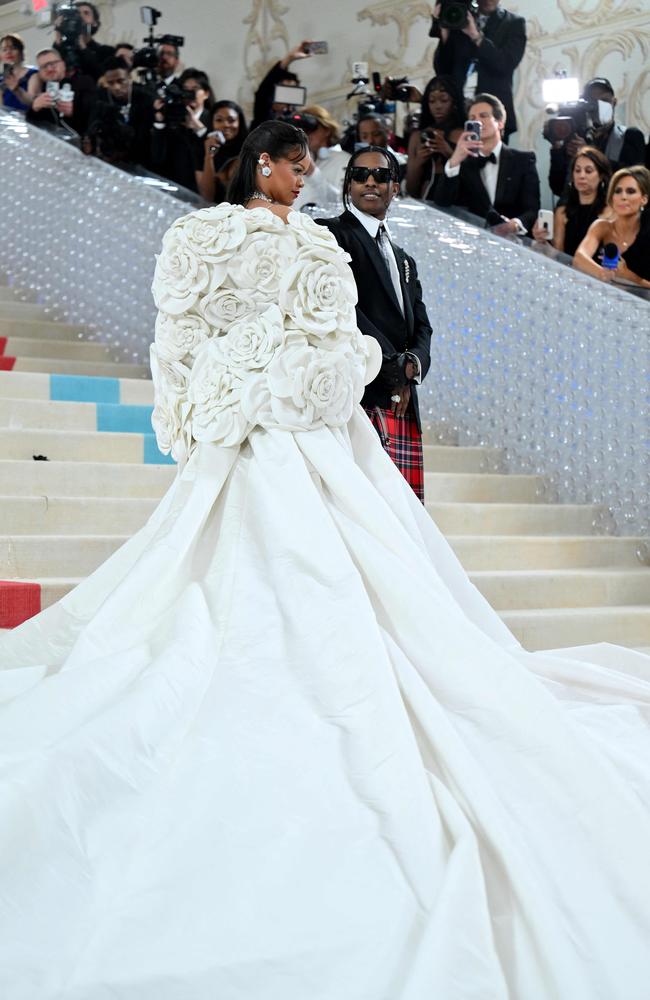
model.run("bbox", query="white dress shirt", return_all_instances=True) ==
[348,202,421,381]
[444,141,526,234]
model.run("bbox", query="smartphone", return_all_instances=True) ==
[2,63,12,80]
[273,84,306,108]
[304,41,328,55]
[537,209,554,240]
[420,128,436,144]
[464,119,482,142]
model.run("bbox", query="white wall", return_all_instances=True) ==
[3,0,649,205]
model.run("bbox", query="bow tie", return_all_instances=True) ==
[475,152,497,168]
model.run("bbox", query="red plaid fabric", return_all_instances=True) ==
[364,406,425,502]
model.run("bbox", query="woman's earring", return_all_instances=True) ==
[258,158,272,177]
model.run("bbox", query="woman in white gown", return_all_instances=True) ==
[0,121,649,1000]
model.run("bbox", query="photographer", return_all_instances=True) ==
[406,75,465,200]
[251,40,315,130]
[431,0,526,139]
[53,2,115,82]
[155,39,181,87]
[1,34,36,112]
[434,92,540,234]
[549,78,646,198]
[93,56,155,166]
[151,68,214,193]
[198,100,248,204]
[26,46,97,137]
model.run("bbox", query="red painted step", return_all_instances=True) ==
[0,580,41,628]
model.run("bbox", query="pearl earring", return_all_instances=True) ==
[258,158,272,177]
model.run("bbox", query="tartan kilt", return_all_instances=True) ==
[364,405,425,503]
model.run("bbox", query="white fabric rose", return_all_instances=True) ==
[200,286,256,332]
[279,246,358,339]
[243,207,286,234]
[288,211,343,253]
[155,312,210,363]
[258,342,361,430]
[176,204,248,265]
[152,229,210,316]
[188,340,250,447]
[217,304,285,373]
[228,230,299,301]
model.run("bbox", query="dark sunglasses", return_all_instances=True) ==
[350,166,392,184]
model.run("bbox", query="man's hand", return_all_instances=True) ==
[404,360,417,381]
[393,384,411,418]
[32,92,55,112]
[280,42,313,69]
[566,133,584,160]
[448,129,482,167]
[491,219,520,237]
[462,12,482,43]
[58,98,73,117]
[185,108,204,132]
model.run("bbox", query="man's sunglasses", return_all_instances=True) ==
[350,166,393,184]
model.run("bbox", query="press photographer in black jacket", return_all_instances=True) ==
[431,0,526,138]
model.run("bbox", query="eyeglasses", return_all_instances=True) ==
[39,59,63,71]
[350,166,392,184]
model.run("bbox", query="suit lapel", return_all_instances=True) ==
[341,210,404,315]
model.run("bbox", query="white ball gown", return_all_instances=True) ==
[0,205,648,1000]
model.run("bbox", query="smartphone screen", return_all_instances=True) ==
[273,84,306,107]
[305,41,328,55]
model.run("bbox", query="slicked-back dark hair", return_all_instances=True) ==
[228,120,308,205]
[342,144,400,207]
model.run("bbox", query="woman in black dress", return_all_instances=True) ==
[533,146,611,255]
[406,75,465,201]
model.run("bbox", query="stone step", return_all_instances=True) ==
[470,568,650,611]
[3,337,114,361]
[0,370,154,404]
[0,496,158,534]
[421,423,459,446]
[502,606,650,651]
[427,501,603,536]
[0,286,21,302]
[0,318,88,339]
[12,357,150,379]
[0,535,128,578]
[0,460,175,498]
[0,428,169,464]
[425,472,544,503]
[422,445,504,473]
[449,535,648,571]
[0,397,153,432]
[0,301,50,321]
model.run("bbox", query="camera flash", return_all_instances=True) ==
[542,77,580,103]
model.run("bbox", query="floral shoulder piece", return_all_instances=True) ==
[150,204,370,463]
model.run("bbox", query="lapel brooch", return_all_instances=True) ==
[403,258,410,284]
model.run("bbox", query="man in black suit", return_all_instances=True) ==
[431,0,526,138]
[318,147,433,501]
[434,93,540,235]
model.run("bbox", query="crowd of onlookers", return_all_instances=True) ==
[1,0,649,288]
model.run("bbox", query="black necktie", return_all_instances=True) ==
[476,152,497,168]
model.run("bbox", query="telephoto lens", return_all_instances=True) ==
[439,0,479,30]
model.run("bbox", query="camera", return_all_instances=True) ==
[543,99,600,145]
[52,2,89,68]
[439,0,480,30]
[384,76,411,103]
[132,7,184,84]
[156,80,190,128]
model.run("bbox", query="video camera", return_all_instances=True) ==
[132,6,184,83]
[543,99,603,145]
[51,1,93,69]
[438,0,480,30]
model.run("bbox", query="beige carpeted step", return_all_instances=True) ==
[4,337,116,361]
[449,535,648,571]
[471,568,650,610]
[0,496,158,534]
[427,501,603,536]
[0,318,88,340]
[422,445,504,473]
[0,460,175,498]
[425,472,544,503]
[0,428,147,463]
[0,302,50,321]
[0,535,128,577]
[502,606,650,651]
[0,371,154,404]
[0,398,98,431]
[12,358,150,378]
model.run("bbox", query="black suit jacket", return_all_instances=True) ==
[433,145,540,232]
[317,210,432,428]
[432,7,526,136]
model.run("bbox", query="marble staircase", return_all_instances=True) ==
[1,283,649,650]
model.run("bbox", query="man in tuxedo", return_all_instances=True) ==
[431,0,526,138]
[434,93,540,235]
[318,147,433,501]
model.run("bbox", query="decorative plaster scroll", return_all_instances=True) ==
[242,0,290,82]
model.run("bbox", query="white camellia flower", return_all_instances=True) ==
[176,204,248,266]
[242,207,286,234]
[155,312,210,364]
[150,344,191,398]
[263,341,359,430]
[227,230,299,300]
[200,286,256,332]
[288,211,343,253]
[217,304,285,373]
[152,229,210,316]
[188,340,250,447]
[279,246,358,339]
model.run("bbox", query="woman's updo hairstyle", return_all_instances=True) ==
[228,120,308,205]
